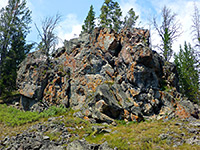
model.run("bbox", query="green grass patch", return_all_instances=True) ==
[40,105,68,118]
[0,104,40,126]
[0,104,68,126]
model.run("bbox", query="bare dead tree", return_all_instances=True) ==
[192,4,200,49]
[153,6,182,61]
[191,4,200,79]
[35,14,61,57]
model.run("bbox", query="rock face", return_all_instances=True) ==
[17,27,200,123]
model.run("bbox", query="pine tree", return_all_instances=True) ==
[0,0,32,95]
[82,5,95,33]
[99,0,122,32]
[123,8,139,28]
[174,42,199,103]
[112,1,122,32]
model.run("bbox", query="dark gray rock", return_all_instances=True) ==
[67,139,113,150]
[159,133,169,140]
[190,122,200,127]
[187,128,200,134]
[186,136,200,145]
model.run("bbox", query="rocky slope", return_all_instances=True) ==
[1,113,200,150]
[17,27,199,124]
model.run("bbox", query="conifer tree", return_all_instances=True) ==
[82,5,95,33]
[174,42,199,103]
[123,8,139,28]
[112,1,122,32]
[99,0,122,32]
[0,0,32,95]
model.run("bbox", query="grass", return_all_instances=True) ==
[1,104,200,150]
[0,104,68,126]
[84,119,200,150]
[0,104,40,126]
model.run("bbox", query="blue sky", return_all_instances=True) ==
[0,0,200,54]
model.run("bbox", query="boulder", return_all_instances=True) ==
[16,50,49,110]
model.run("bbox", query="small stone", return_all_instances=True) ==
[43,136,50,140]
[112,130,118,134]
[159,134,168,140]
[15,102,20,106]
[112,121,117,126]
[83,134,89,137]
[190,122,200,127]
[92,126,104,132]
[175,122,183,126]
[180,133,185,137]
[101,129,112,133]
[186,136,200,145]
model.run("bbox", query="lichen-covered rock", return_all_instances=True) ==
[17,27,200,122]
[16,50,49,110]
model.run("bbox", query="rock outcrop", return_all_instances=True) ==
[17,27,200,123]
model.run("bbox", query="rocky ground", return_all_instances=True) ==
[1,108,200,150]
[0,116,112,150]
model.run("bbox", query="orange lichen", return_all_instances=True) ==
[52,77,61,84]
[64,55,76,71]
[105,70,114,79]
[175,104,190,119]
[131,113,139,122]
[133,102,139,107]
[87,82,95,92]
[29,92,34,97]
[61,77,64,83]
[129,88,139,98]
[95,78,102,85]
[83,63,87,68]
[124,109,129,119]
[83,116,90,121]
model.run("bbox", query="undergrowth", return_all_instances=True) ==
[1,104,200,150]
[0,104,68,126]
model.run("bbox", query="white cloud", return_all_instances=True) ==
[0,0,8,9]
[120,0,139,17]
[56,14,82,47]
